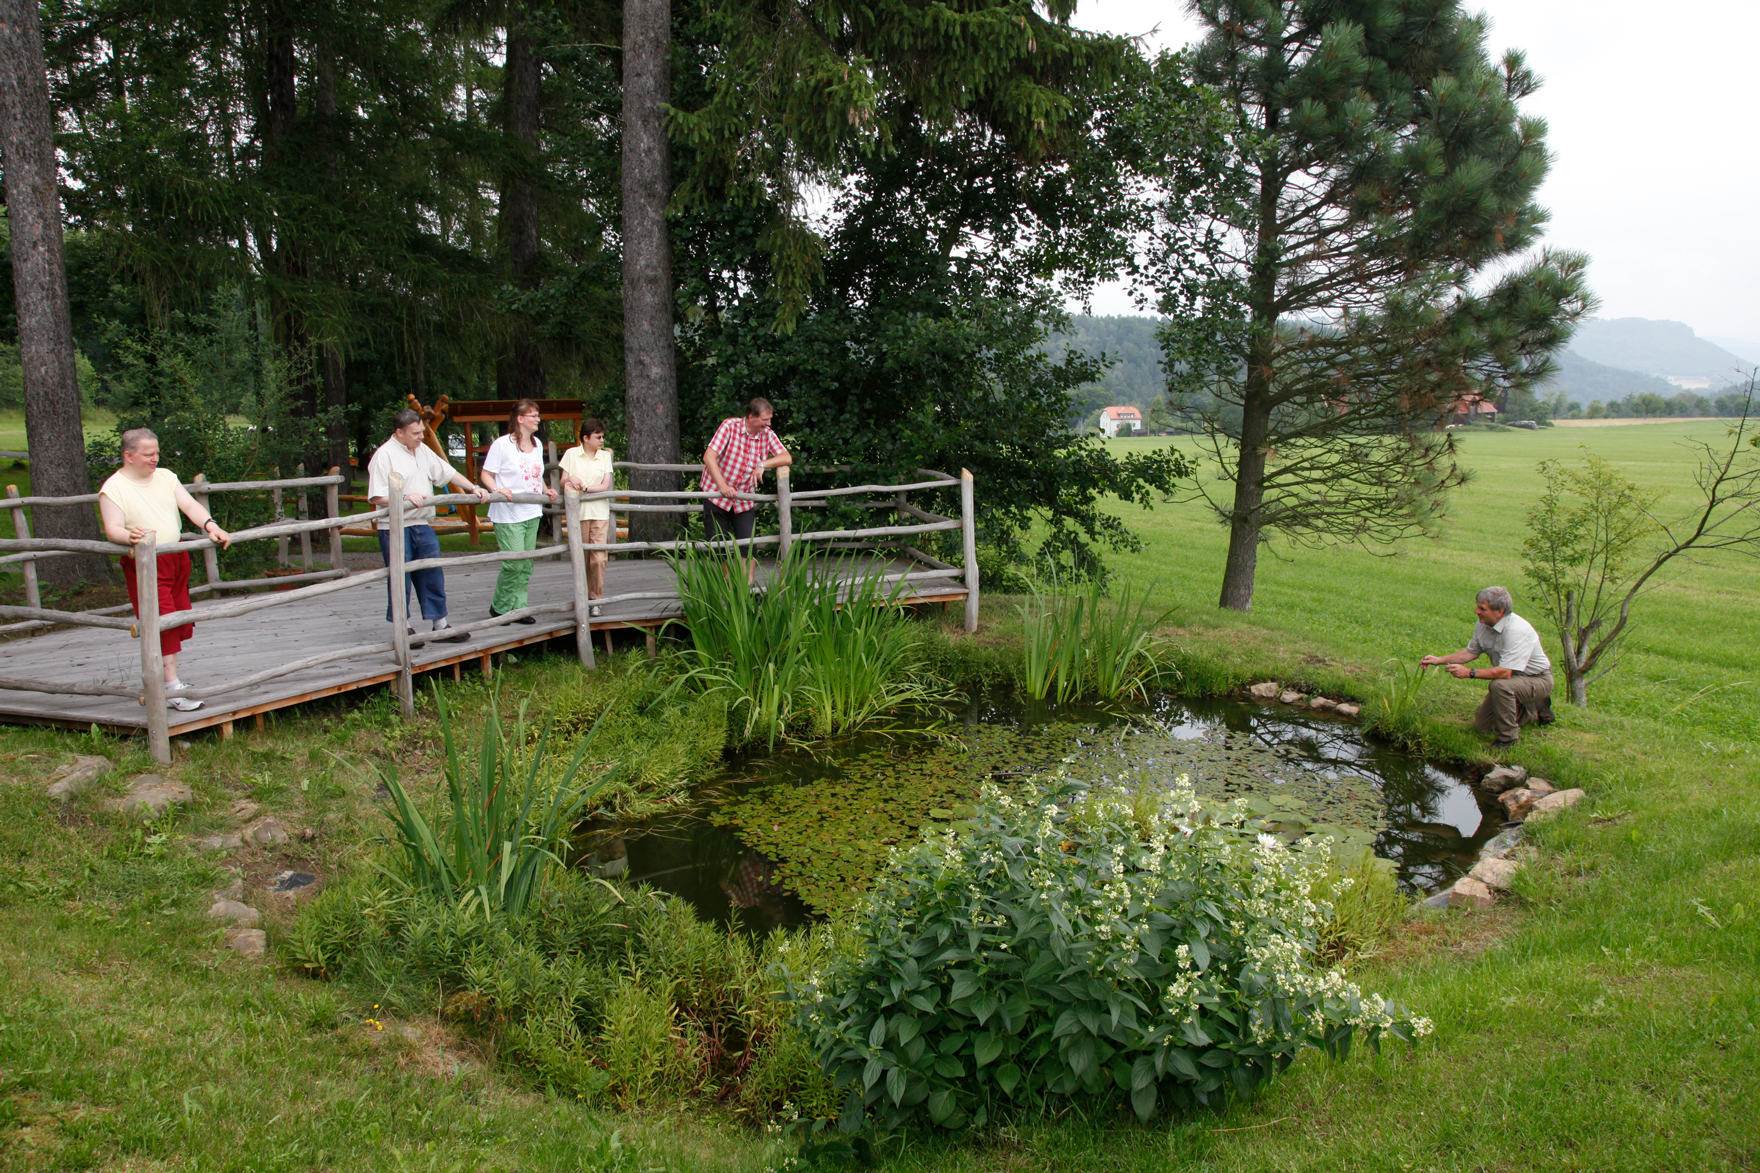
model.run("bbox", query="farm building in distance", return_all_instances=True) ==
[1099,405,1144,436]
[1445,393,1498,427]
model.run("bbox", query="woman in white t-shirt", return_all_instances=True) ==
[559,418,614,615]
[480,399,559,621]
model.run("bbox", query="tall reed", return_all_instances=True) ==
[670,545,946,746]
[377,683,608,919]
[1365,658,1433,748]
[1018,575,1171,702]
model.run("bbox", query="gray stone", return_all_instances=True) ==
[224,927,267,958]
[213,879,245,902]
[1526,788,1586,823]
[206,899,260,927]
[45,754,111,801]
[1477,826,1525,861]
[1333,702,1361,718]
[1526,778,1557,797]
[107,774,194,819]
[194,834,244,851]
[1481,765,1529,793]
[1447,877,1496,910]
[1308,696,1339,712]
[270,871,317,893]
[586,838,629,879]
[1468,857,1519,890]
[242,817,290,846]
[1278,690,1304,705]
[1248,682,1281,700]
[1421,890,1453,910]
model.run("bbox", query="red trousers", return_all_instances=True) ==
[121,551,194,656]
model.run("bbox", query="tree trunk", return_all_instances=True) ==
[621,0,679,543]
[0,0,111,588]
[505,27,546,401]
[1218,154,1282,613]
[262,4,320,469]
[314,45,349,494]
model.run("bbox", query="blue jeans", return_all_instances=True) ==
[378,524,447,622]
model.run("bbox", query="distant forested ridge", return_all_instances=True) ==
[1537,349,1680,404]
[1044,315,1166,424]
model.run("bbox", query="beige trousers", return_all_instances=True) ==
[579,519,609,599]
[1473,671,1554,743]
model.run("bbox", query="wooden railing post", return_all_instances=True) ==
[960,468,979,633]
[388,473,414,716]
[272,467,288,567]
[325,467,344,570]
[5,486,41,610]
[776,466,793,561]
[564,488,596,669]
[190,474,222,587]
[547,440,563,545]
[296,463,313,571]
[134,532,171,762]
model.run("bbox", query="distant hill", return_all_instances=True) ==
[1537,349,1680,406]
[1705,336,1760,367]
[1569,318,1749,383]
[1044,315,1166,417]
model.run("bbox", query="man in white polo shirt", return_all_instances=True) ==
[1420,585,1556,747]
[367,409,489,643]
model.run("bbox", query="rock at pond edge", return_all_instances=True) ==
[1309,697,1339,712]
[1481,765,1529,793]
[1278,690,1304,705]
[1525,789,1585,823]
[1448,877,1496,910]
[1248,682,1281,700]
[1333,702,1361,718]
[1468,857,1519,890]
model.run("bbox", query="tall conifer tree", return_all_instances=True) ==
[1152,0,1593,612]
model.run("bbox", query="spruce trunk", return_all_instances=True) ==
[621,0,680,543]
[506,28,546,401]
[0,0,110,588]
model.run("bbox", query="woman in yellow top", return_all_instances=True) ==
[559,419,613,616]
[97,428,233,712]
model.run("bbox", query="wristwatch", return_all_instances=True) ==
[1469,668,1477,678]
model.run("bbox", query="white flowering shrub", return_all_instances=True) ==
[795,778,1431,1130]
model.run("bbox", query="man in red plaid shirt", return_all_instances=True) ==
[701,397,792,576]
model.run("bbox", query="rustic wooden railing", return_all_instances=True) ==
[0,463,980,763]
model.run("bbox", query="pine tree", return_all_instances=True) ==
[1152,0,1593,612]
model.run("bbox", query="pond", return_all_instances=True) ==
[586,692,1500,931]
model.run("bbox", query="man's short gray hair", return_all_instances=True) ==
[1476,585,1514,614]
[120,428,157,455]
[391,408,423,431]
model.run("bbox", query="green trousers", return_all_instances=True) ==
[490,517,542,614]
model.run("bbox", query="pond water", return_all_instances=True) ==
[590,692,1499,932]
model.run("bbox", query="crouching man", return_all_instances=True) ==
[1419,585,1555,747]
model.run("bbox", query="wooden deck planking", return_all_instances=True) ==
[0,553,963,736]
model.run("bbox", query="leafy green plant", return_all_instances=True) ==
[793,776,1430,1131]
[1364,658,1433,747]
[376,683,609,919]
[1019,575,1170,702]
[671,546,948,746]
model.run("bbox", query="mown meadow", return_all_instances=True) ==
[1,420,1757,1172]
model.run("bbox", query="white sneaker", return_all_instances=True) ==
[168,695,204,712]
[166,679,189,692]
[590,605,602,617]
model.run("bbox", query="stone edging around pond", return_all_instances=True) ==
[1246,680,1361,717]
[1240,684,1591,911]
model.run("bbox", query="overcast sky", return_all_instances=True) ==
[1070,0,1760,347]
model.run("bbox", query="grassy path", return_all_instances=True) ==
[2,421,1757,1171]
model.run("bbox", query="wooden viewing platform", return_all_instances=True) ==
[1,463,980,762]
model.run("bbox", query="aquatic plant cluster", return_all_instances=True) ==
[794,777,1431,1130]
[672,549,950,748]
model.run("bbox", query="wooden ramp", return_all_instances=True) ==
[0,554,965,739]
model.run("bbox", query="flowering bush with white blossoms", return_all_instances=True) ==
[795,776,1432,1131]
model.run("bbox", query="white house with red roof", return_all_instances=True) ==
[1098,405,1144,436]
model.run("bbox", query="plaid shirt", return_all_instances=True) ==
[705,417,784,512]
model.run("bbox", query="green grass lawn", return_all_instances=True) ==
[2,420,1758,1172]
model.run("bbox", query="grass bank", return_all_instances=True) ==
[2,420,1758,1171]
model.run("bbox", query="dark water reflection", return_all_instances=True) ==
[598,692,1498,927]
